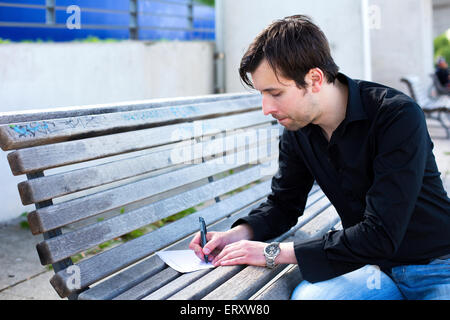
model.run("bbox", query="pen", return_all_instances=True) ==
[199,217,208,263]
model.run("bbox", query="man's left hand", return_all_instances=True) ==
[211,240,268,267]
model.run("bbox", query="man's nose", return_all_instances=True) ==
[262,95,277,116]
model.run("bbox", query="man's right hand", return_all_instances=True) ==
[188,223,254,262]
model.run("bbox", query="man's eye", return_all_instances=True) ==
[272,92,281,97]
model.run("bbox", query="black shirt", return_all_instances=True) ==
[435,67,449,86]
[233,73,450,283]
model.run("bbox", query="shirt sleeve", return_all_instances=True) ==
[294,103,430,283]
[232,129,315,241]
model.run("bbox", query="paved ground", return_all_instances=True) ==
[0,117,448,300]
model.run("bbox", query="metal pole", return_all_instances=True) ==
[214,0,225,93]
[45,0,55,25]
[129,0,138,40]
[361,0,373,81]
[188,0,194,39]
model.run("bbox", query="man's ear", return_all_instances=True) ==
[307,68,324,93]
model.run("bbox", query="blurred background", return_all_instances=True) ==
[0,0,449,222]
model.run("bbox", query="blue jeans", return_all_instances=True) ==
[291,257,450,300]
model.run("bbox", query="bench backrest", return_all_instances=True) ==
[400,75,431,107]
[0,93,281,299]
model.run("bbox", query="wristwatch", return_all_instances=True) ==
[264,242,281,269]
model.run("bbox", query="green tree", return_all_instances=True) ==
[195,0,214,6]
[434,30,450,64]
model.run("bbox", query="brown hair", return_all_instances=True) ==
[239,15,339,89]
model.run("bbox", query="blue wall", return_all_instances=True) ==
[0,0,215,41]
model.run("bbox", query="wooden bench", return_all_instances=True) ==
[400,75,450,138]
[0,93,339,300]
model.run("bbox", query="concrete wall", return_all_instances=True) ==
[0,41,215,111]
[220,0,369,93]
[0,40,215,222]
[369,0,434,92]
[432,0,450,38]
[220,0,436,97]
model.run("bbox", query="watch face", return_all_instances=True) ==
[265,244,280,255]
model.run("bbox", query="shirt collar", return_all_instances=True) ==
[337,73,368,124]
[301,72,368,136]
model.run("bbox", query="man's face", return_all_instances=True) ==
[251,59,319,131]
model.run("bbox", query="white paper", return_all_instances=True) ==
[156,250,215,273]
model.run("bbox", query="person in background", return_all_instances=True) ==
[435,56,450,89]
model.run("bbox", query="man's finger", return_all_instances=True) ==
[203,236,223,255]
[211,243,235,265]
[214,249,246,266]
[188,232,201,249]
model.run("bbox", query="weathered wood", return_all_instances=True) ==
[27,144,277,235]
[165,266,246,300]
[0,96,261,151]
[77,198,268,300]
[252,221,343,300]
[78,255,168,300]
[0,92,259,125]
[251,264,302,300]
[49,180,273,298]
[36,161,275,265]
[7,110,272,175]
[113,267,181,300]
[292,206,341,242]
[142,268,216,300]
[53,183,327,299]
[203,264,286,300]
[19,125,279,205]
[271,195,333,243]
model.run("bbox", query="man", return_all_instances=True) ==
[435,56,450,89]
[189,15,450,299]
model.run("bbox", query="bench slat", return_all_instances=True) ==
[7,110,272,175]
[251,264,301,300]
[113,267,181,300]
[203,263,286,300]
[167,266,246,300]
[0,96,261,151]
[37,159,276,265]
[0,93,259,125]
[252,221,342,300]
[80,254,168,300]
[19,125,279,205]
[49,178,273,298]
[138,268,216,300]
[78,197,269,300]
[27,141,277,235]
[166,264,279,300]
